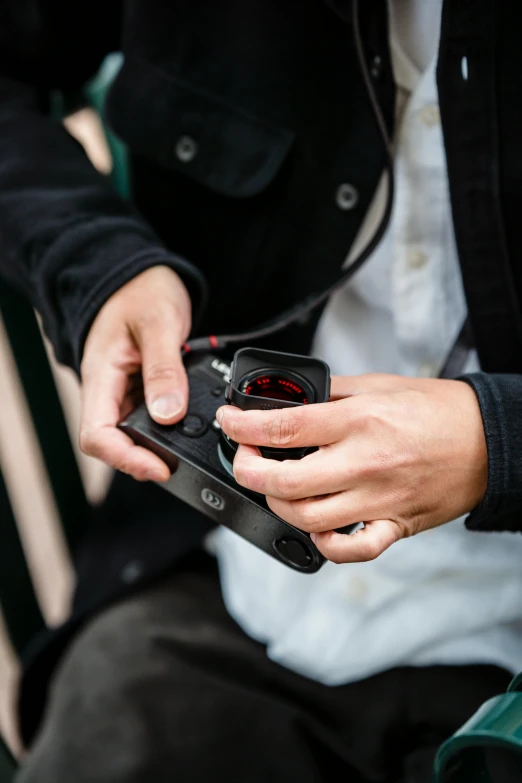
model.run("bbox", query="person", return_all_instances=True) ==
[1,0,522,781]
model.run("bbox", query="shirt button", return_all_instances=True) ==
[346,576,369,601]
[407,249,428,269]
[419,362,437,378]
[121,560,144,584]
[419,104,441,127]
[175,135,198,163]
[336,183,359,211]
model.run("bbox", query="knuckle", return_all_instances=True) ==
[372,449,396,471]
[132,467,150,482]
[357,450,394,481]
[80,355,100,382]
[225,415,242,444]
[273,465,301,498]
[232,460,246,485]
[134,309,161,330]
[143,361,179,385]
[264,413,300,447]
[233,462,258,491]
[79,427,97,456]
[357,458,381,481]
[118,460,139,478]
[135,301,183,332]
[361,538,383,562]
[297,503,325,534]
[356,408,376,433]
[321,540,343,564]
[116,459,131,476]
[355,396,389,431]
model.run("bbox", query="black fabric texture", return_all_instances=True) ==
[0,5,206,372]
[15,552,514,783]
[437,0,522,374]
[460,373,522,533]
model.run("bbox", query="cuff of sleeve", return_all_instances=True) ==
[35,217,208,373]
[459,372,522,533]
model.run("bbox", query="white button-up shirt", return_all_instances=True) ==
[213,0,522,685]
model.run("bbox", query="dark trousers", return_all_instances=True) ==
[16,551,511,783]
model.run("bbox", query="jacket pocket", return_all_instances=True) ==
[105,57,295,198]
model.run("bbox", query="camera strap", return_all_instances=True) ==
[437,317,473,379]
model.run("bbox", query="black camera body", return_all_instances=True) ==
[120,348,356,573]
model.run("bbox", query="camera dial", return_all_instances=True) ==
[219,348,330,470]
[239,368,315,406]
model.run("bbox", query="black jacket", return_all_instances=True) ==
[2,0,522,745]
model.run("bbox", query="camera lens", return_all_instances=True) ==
[239,370,315,405]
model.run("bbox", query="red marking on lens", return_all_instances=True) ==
[243,375,309,403]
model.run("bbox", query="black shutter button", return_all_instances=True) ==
[178,414,207,438]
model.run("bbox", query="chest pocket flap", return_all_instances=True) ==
[105,58,295,198]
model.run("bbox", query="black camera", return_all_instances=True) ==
[120,348,358,573]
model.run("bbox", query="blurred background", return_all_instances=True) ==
[0,106,114,753]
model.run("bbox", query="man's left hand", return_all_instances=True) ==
[217,374,488,564]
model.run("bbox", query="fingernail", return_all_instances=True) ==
[216,407,225,425]
[150,394,183,420]
[310,533,317,544]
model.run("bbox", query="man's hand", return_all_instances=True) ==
[217,374,488,564]
[79,265,191,482]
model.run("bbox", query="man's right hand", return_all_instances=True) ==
[79,265,192,482]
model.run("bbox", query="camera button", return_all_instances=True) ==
[175,135,198,163]
[273,538,313,569]
[178,414,207,438]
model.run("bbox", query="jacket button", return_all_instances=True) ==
[370,55,382,79]
[336,183,359,211]
[419,104,440,127]
[175,135,198,163]
[121,560,144,584]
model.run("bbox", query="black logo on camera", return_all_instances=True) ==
[201,488,225,511]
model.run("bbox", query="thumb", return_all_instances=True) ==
[133,308,189,425]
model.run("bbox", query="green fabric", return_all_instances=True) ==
[85,53,130,199]
[0,738,15,783]
[434,686,522,781]
[51,54,129,198]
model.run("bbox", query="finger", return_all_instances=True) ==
[329,373,403,400]
[310,519,402,564]
[217,400,352,450]
[132,305,189,425]
[80,363,171,482]
[267,491,376,534]
[232,444,351,500]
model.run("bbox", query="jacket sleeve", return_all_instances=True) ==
[460,372,522,533]
[0,2,206,372]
